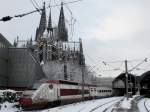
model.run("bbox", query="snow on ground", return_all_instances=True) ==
[41,97,123,112]
[3,96,149,112]
[145,98,150,111]
[0,90,16,94]
[120,98,132,109]
[138,98,147,112]
[90,99,121,112]
[0,102,20,112]
[138,98,150,112]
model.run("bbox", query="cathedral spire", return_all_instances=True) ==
[79,38,85,65]
[58,2,68,41]
[35,2,47,41]
[47,7,53,32]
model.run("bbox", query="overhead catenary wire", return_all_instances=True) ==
[129,58,148,72]
[102,61,123,72]
[30,0,41,13]
[101,58,148,77]
[32,0,41,9]
[0,0,84,22]
[63,0,76,40]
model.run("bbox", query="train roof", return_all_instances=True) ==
[39,79,107,87]
[39,79,79,85]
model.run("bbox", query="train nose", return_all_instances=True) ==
[19,97,32,106]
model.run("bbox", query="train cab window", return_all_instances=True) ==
[32,83,42,90]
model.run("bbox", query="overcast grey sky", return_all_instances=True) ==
[0,0,150,77]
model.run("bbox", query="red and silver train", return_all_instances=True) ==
[19,80,112,109]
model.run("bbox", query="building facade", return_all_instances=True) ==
[0,33,11,87]
[0,3,93,89]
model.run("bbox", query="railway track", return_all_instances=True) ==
[102,103,116,112]
[103,98,124,112]
[144,99,150,112]
[88,97,124,112]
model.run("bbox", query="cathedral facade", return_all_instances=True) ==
[0,3,92,89]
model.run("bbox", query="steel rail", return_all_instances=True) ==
[89,97,123,112]
[144,99,150,112]
[103,98,124,112]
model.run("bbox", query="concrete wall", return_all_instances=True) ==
[0,34,11,86]
[0,48,8,86]
[42,61,92,84]
[8,48,45,88]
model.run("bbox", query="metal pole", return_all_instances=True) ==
[125,60,128,99]
[81,64,85,101]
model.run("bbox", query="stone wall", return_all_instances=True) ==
[0,34,11,86]
[8,48,45,87]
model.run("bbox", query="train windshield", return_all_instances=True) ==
[32,83,42,90]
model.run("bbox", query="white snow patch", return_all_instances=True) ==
[138,98,147,112]
[0,102,20,112]
[145,99,150,110]
[120,98,132,109]
[0,90,16,94]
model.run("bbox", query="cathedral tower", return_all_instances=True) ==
[35,2,47,41]
[58,2,68,41]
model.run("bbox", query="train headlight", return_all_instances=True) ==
[49,84,53,89]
